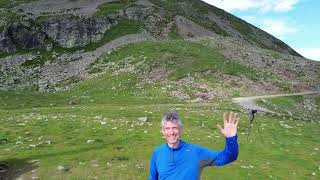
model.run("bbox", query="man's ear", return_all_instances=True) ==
[161,128,165,136]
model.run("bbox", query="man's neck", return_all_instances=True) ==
[168,140,180,149]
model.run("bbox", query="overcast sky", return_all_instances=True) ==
[201,0,320,61]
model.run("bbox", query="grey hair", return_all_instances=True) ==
[161,111,183,128]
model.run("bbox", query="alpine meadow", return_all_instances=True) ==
[0,0,319,179]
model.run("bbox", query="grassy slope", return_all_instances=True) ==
[99,40,257,78]
[94,0,138,16]
[257,95,320,122]
[1,40,320,179]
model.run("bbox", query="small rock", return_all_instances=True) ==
[138,117,148,122]
[280,123,292,129]
[240,165,254,169]
[86,140,95,143]
[57,166,64,171]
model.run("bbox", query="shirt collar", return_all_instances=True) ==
[166,140,185,150]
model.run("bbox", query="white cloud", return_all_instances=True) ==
[260,19,299,38]
[202,0,320,62]
[295,48,320,61]
[201,0,299,12]
[274,0,299,12]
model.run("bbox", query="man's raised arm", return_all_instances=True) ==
[215,112,239,165]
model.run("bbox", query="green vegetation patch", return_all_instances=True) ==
[96,2,125,16]
[168,23,181,39]
[230,18,252,37]
[257,95,320,122]
[0,49,31,59]
[0,0,36,8]
[316,96,320,106]
[268,95,303,109]
[95,0,136,16]
[101,40,258,80]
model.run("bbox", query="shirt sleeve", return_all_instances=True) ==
[196,135,239,166]
[213,135,239,166]
[148,150,158,180]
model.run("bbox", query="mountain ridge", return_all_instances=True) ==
[0,0,302,56]
[0,0,319,96]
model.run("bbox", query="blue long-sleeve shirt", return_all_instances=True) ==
[149,135,238,180]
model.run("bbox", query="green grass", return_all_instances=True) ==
[264,95,304,109]
[95,0,136,16]
[0,72,173,110]
[0,49,31,59]
[316,96,320,106]
[230,18,252,37]
[97,40,258,81]
[95,1,125,16]
[257,95,319,122]
[168,23,182,39]
[0,89,319,179]
[0,0,36,8]
[0,0,10,8]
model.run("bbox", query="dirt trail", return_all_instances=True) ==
[232,91,319,113]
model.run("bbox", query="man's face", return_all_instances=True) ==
[162,121,182,147]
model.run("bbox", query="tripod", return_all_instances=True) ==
[246,109,264,142]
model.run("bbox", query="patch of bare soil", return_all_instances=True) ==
[0,159,37,180]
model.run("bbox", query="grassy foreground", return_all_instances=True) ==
[1,84,319,179]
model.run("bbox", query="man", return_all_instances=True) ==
[149,111,239,180]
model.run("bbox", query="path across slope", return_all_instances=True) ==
[232,91,319,113]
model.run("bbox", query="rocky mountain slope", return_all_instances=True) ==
[0,0,319,97]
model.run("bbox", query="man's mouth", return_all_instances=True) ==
[169,136,177,140]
